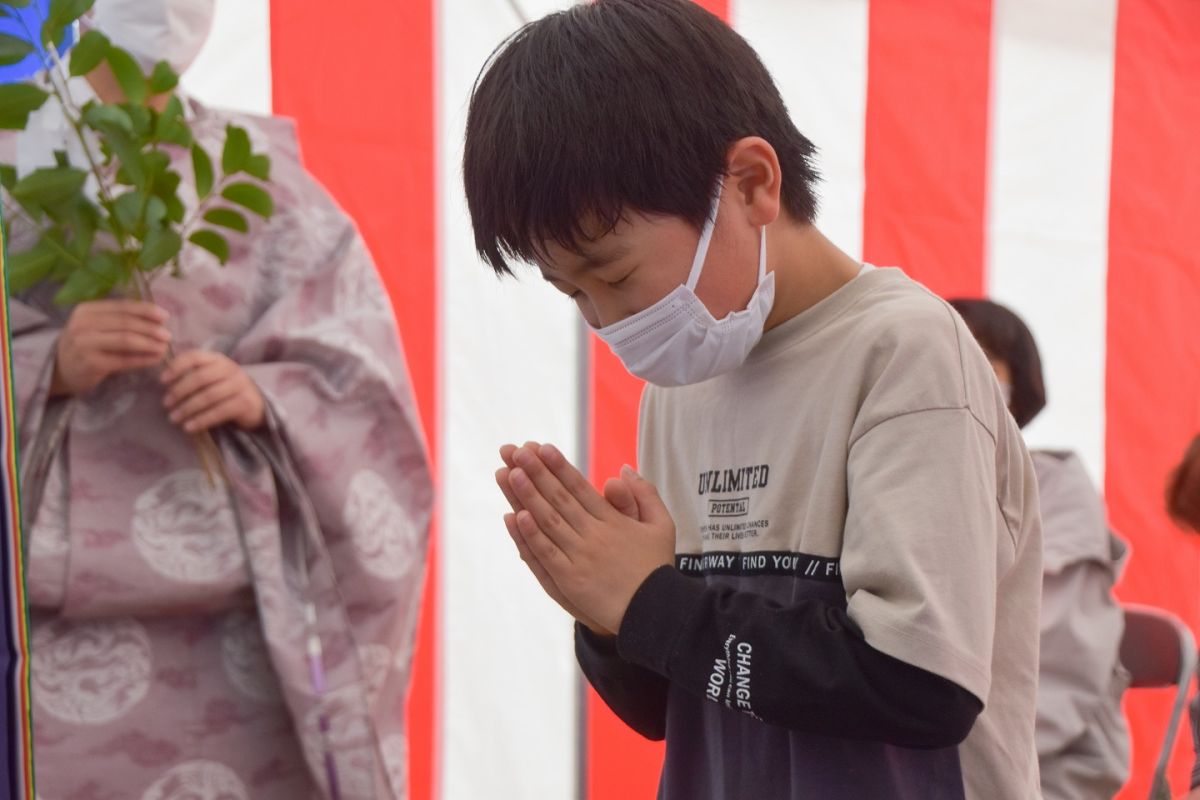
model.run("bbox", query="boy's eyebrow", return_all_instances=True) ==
[579,243,631,270]
[539,242,631,281]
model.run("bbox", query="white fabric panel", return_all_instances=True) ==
[182,0,271,115]
[731,0,869,261]
[438,2,582,799]
[987,0,1117,486]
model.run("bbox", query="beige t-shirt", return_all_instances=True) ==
[638,266,1043,799]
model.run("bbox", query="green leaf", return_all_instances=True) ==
[0,164,15,191]
[142,152,171,197]
[0,32,33,66]
[203,207,249,233]
[59,198,99,259]
[86,250,122,282]
[111,190,167,236]
[45,0,93,31]
[6,241,58,293]
[139,227,182,269]
[222,125,250,175]
[41,0,93,49]
[221,182,274,218]
[10,166,87,207]
[81,102,133,136]
[164,193,185,223]
[148,60,179,94]
[153,96,191,147]
[111,191,144,233]
[68,29,109,76]
[143,195,167,229]
[0,83,50,130]
[125,104,152,137]
[191,143,214,199]
[105,46,146,105]
[151,167,182,201]
[243,154,271,181]
[112,147,146,188]
[54,263,111,306]
[189,229,229,264]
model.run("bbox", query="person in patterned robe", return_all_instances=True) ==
[2,2,432,798]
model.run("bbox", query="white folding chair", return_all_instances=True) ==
[1119,604,1198,800]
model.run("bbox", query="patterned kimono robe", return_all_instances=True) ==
[5,101,432,800]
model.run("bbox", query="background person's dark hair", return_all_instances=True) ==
[948,299,1047,429]
[463,0,820,276]
[1167,435,1200,533]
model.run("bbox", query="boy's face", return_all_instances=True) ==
[536,193,760,330]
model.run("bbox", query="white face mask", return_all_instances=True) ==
[92,0,216,74]
[592,186,776,387]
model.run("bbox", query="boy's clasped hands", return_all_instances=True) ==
[495,442,676,637]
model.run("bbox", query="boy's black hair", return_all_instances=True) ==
[463,0,820,276]
[949,298,1048,429]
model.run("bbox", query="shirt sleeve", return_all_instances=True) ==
[842,407,1003,703]
[575,623,670,741]
[613,565,980,748]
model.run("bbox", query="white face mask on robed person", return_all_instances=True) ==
[91,0,216,74]
[591,185,776,388]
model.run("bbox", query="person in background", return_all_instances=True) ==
[950,299,1130,800]
[1168,435,1200,534]
[1167,435,1200,800]
[4,2,431,797]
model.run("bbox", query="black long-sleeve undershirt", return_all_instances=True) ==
[576,566,982,749]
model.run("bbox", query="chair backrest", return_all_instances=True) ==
[1119,604,1199,800]
[1121,605,1197,689]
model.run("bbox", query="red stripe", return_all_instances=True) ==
[862,0,993,297]
[269,3,440,799]
[1107,2,1200,797]
[585,342,662,800]
[584,4,728,798]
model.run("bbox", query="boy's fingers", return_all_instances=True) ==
[495,467,525,512]
[515,508,575,572]
[509,470,582,556]
[505,513,608,634]
[506,513,561,591]
[499,443,519,469]
[621,465,671,525]
[538,443,609,519]
[499,441,541,469]
[511,447,592,531]
[603,477,639,520]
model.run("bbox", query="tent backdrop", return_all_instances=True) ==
[2,0,1198,799]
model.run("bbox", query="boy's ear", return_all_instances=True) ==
[725,136,783,228]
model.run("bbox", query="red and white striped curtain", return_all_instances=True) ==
[180,1,1200,798]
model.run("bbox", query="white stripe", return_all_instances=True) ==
[182,0,271,115]
[987,0,1117,485]
[731,0,870,262]
[438,2,581,798]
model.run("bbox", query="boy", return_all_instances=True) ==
[465,2,1042,797]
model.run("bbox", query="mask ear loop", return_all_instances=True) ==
[685,183,724,291]
[758,225,767,280]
